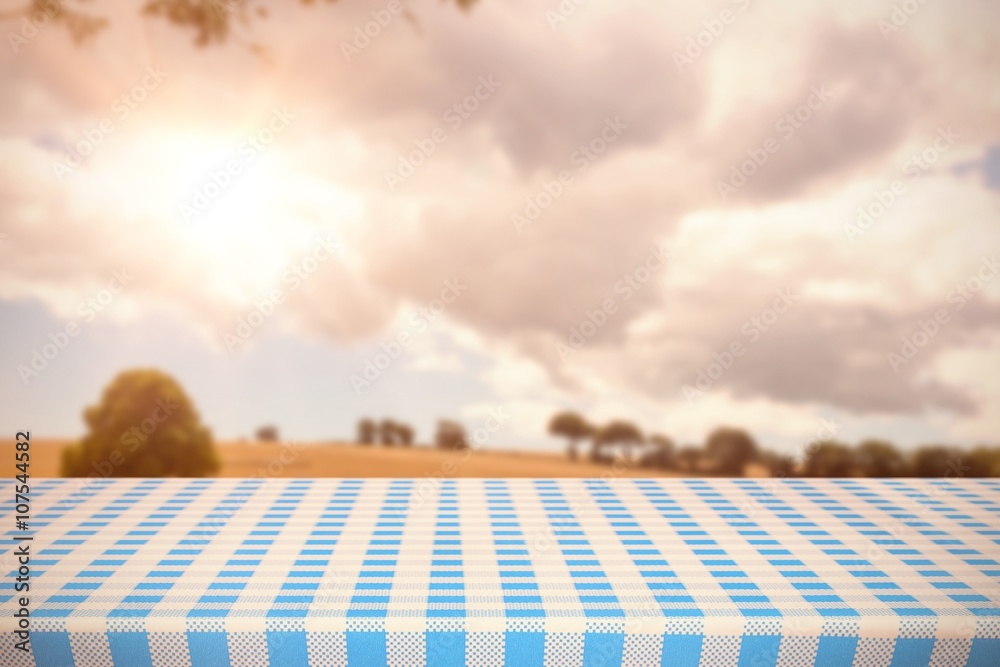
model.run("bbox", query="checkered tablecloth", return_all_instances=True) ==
[2,478,998,666]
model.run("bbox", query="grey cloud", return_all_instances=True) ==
[424,14,703,174]
[598,280,998,417]
[288,3,704,177]
[365,180,680,343]
[2,0,998,428]
[717,25,937,202]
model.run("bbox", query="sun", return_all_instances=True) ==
[75,125,363,302]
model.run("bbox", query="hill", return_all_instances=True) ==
[1,439,688,478]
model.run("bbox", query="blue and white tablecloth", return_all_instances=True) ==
[2,478,999,666]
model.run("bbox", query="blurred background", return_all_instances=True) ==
[1,0,998,478]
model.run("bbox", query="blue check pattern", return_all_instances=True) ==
[2,478,999,666]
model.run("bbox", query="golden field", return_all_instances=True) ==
[2,439,690,479]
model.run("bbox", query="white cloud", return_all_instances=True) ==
[1,0,998,447]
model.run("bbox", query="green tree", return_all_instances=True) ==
[760,450,796,477]
[854,439,907,477]
[801,441,854,477]
[548,411,594,461]
[61,368,219,477]
[677,446,701,473]
[357,418,376,445]
[967,446,1000,477]
[592,420,643,462]
[255,425,278,442]
[644,434,676,470]
[911,445,962,478]
[395,423,415,447]
[379,418,397,446]
[705,427,758,476]
[435,420,468,451]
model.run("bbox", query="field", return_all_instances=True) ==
[2,439,693,478]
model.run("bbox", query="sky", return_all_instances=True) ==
[1,0,998,454]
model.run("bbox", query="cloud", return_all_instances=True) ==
[496,175,1000,418]
[1,0,999,445]
[953,144,1000,191]
[719,25,936,202]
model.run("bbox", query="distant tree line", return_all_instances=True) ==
[257,418,466,451]
[547,411,1000,478]
[258,409,998,479]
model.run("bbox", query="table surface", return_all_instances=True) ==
[2,477,999,666]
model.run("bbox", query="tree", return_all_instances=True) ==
[3,0,479,48]
[548,411,593,461]
[396,423,415,447]
[854,439,907,477]
[60,368,219,477]
[357,418,376,446]
[967,446,1000,477]
[911,445,962,478]
[760,450,796,477]
[705,427,758,476]
[643,434,675,470]
[801,441,854,477]
[379,418,397,446]
[255,425,278,442]
[592,420,643,462]
[677,446,701,473]
[435,420,468,451]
